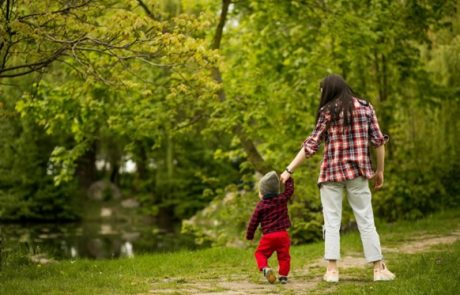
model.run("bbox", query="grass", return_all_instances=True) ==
[1,208,459,294]
[318,242,460,294]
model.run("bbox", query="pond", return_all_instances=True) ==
[0,221,200,261]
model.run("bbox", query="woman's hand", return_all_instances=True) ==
[372,170,384,190]
[280,171,291,183]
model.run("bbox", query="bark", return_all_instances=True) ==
[166,134,174,181]
[233,125,273,174]
[75,142,97,190]
[136,0,159,20]
[136,142,148,181]
[381,53,388,102]
[374,49,388,103]
[109,162,119,184]
[374,48,383,102]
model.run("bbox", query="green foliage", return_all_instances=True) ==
[183,0,460,244]
[374,100,460,220]
[0,83,79,221]
[182,185,254,247]
[0,0,459,240]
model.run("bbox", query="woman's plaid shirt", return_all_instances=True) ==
[303,98,388,184]
[246,178,294,240]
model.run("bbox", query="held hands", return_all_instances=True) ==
[372,170,384,190]
[280,170,291,184]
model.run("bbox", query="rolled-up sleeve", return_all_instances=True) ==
[368,104,389,147]
[303,111,330,157]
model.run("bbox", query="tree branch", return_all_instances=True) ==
[212,0,231,50]
[211,0,273,174]
[0,47,67,77]
[17,0,92,20]
[136,0,158,20]
[212,0,231,99]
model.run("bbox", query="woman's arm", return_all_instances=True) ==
[367,103,387,190]
[280,148,307,183]
[280,111,330,183]
[373,144,385,190]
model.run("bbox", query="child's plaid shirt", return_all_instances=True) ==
[304,98,388,184]
[246,178,294,240]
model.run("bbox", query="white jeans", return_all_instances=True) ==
[320,177,383,262]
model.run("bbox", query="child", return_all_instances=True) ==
[246,171,294,284]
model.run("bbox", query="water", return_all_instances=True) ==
[0,221,198,260]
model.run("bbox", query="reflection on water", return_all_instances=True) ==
[0,221,197,260]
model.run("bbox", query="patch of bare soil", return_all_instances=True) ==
[150,274,321,295]
[383,230,460,254]
[150,276,322,295]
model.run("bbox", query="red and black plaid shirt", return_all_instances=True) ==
[303,98,388,184]
[246,178,294,240]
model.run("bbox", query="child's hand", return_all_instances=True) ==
[372,171,384,190]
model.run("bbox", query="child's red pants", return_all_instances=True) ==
[254,231,291,276]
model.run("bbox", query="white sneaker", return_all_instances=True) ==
[323,269,339,282]
[374,263,395,281]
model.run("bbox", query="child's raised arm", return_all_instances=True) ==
[279,177,294,201]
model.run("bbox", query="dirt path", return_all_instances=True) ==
[384,230,460,254]
[150,229,460,295]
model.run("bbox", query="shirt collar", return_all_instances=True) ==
[263,193,278,200]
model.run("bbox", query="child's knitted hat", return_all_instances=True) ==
[259,171,280,196]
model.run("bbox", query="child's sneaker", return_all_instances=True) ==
[279,276,288,284]
[374,263,395,281]
[262,267,276,284]
[323,269,339,282]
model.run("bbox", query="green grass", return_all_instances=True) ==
[1,208,459,294]
[319,242,460,294]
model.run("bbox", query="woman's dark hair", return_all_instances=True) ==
[316,74,355,126]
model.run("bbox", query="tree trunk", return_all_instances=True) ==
[75,141,97,190]
[154,133,176,229]
[381,53,388,102]
[374,48,383,102]
[211,0,273,174]
[138,0,273,174]
[109,162,119,184]
[136,141,148,181]
[166,134,174,183]
[374,49,388,103]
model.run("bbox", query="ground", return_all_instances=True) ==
[1,209,460,295]
[150,227,460,294]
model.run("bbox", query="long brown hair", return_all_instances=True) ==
[316,74,355,126]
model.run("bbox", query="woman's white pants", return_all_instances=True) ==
[320,177,383,262]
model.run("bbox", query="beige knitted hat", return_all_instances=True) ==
[259,171,280,196]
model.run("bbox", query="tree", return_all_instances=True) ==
[9,0,220,184]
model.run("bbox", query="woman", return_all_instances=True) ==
[280,74,395,282]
